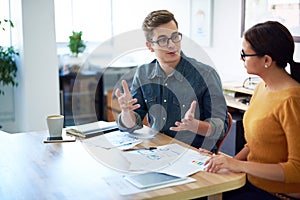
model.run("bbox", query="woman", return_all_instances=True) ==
[203,21,300,199]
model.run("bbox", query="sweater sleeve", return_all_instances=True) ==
[279,97,300,183]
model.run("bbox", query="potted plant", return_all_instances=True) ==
[68,31,86,57]
[0,18,18,95]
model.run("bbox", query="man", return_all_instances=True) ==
[115,10,228,152]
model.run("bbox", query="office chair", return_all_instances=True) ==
[215,112,233,154]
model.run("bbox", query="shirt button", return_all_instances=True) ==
[165,83,168,86]
[163,99,167,103]
[182,104,186,108]
[163,117,166,121]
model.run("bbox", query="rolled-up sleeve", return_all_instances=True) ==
[116,112,143,133]
[202,69,228,139]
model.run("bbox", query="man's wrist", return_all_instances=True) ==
[193,119,200,134]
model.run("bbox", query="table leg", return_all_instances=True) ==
[208,193,222,200]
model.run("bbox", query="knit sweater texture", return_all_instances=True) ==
[244,82,300,193]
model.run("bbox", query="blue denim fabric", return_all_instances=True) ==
[117,53,228,152]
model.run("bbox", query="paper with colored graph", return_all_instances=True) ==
[122,143,210,177]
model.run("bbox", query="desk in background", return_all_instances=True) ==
[221,82,254,156]
[0,129,245,200]
[59,71,104,126]
[223,82,254,112]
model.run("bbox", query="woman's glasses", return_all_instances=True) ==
[240,50,264,61]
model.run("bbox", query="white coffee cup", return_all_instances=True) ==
[46,115,64,139]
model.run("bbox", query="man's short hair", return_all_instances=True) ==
[142,10,178,42]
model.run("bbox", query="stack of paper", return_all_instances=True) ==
[66,121,118,138]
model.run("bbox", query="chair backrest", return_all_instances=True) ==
[216,112,233,154]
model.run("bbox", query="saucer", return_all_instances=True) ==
[44,136,76,143]
[47,136,63,140]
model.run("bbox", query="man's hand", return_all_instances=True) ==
[114,80,140,112]
[170,100,199,133]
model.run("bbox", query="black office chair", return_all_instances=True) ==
[215,112,233,154]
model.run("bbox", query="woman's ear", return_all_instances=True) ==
[264,54,273,67]
[146,41,154,52]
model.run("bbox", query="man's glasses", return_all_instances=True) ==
[240,50,264,61]
[151,32,182,47]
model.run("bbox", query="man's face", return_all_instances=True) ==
[147,20,182,68]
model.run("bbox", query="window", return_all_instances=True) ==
[54,0,112,43]
[54,0,191,44]
[54,0,191,62]
[0,0,12,47]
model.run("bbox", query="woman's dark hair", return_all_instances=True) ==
[244,21,300,83]
[142,10,178,42]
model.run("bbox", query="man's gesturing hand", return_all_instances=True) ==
[114,80,140,112]
[170,100,199,133]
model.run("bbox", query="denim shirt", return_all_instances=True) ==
[117,53,228,152]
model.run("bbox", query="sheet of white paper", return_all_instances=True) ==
[122,143,187,171]
[103,174,196,196]
[122,143,210,176]
[158,149,210,177]
[82,130,142,149]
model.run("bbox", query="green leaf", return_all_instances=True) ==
[0,18,19,95]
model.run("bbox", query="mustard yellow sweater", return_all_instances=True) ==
[243,82,300,193]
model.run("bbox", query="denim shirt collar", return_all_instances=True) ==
[148,52,187,81]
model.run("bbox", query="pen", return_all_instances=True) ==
[122,147,157,152]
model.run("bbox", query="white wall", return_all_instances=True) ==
[206,0,248,82]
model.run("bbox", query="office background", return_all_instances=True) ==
[0,0,299,133]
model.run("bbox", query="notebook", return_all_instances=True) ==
[66,121,118,138]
